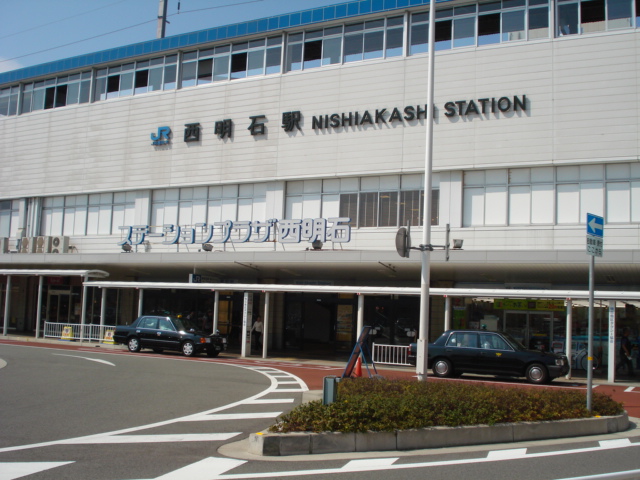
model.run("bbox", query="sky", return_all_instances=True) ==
[0,0,342,74]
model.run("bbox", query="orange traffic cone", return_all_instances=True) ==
[354,356,362,377]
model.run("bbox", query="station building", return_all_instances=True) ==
[1,0,640,357]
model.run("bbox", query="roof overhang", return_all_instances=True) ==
[0,269,109,278]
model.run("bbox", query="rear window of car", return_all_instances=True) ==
[447,332,478,348]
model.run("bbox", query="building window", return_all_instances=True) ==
[0,86,19,117]
[0,200,19,237]
[21,72,91,114]
[286,176,439,228]
[94,55,176,101]
[557,0,633,35]
[287,16,404,72]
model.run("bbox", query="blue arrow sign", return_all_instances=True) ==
[586,213,604,238]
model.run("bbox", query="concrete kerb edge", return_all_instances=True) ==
[248,412,630,456]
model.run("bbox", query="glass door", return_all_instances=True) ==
[504,311,555,351]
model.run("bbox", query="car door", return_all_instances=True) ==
[156,317,181,350]
[443,332,479,373]
[136,316,159,349]
[478,332,522,376]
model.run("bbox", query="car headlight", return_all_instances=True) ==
[555,357,566,366]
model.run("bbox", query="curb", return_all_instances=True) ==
[248,412,629,456]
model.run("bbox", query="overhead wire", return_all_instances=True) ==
[0,0,265,67]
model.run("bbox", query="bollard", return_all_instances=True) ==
[322,376,339,405]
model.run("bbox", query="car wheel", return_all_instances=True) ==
[182,341,196,357]
[206,350,220,358]
[127,337,141,353]
[432,358,454,378]
[525,363,549,384]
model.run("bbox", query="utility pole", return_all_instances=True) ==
[157,0,168,39]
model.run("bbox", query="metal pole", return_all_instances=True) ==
[3,276,11,335]
[212,290,220,334]
[565,298,572,379]
[417,0,437,381]
[35,276,44,338]
[608,300,616,383]
[357,293,364,335]
[262,292,270,359]
[157,0,168,39]
[137,289,144,317]
[80,275,88,342]
[100,287,107,341]
[587,255,595,411]
[444,296,451,331]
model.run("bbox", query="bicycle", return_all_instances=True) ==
[571,348,599,371]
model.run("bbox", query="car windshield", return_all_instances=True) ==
[500,332,528,351]
[172,317,199,333]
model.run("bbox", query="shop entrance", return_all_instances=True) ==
[46,290,74,323]
[503,311,563,352]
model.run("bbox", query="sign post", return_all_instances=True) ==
[585,213,604,411]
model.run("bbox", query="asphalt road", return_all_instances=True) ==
[1,340,640,480]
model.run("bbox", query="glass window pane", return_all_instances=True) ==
[410,23,428,54]
[358,192,378,227]
[303,39,322,69]
[454,17,475,47]
[558,3,579,35]
[607,182,630,222]
[529,7,549,38]
[197,58,213,84]
[149,67,163,91]
[265,47,281,74]
[344,33,364,62]
[364,30,384,59]
[463,188,485,227]
[163,64,177,90]
[479,13,501,44]
[607,0,632,29]
[181,62,197,87]
[435,20,453,50]
[502,10,525,41]
[213,56,230,81]
[66,82,79,105]
[509,185,531,224]
[531,184,554,224]
[344,33,363,63]
[386,26,403,57]
[557,184,579,223]
[230,52,247,79]
[322,37,342,65]
[286,43,303,71]
[581,0,606,32]
[247,50,264,76]
[378,192,398,226]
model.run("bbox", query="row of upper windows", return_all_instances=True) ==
[1,0,639,117]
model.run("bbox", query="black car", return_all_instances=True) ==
[113,315,226,357]
[408,330,569,384]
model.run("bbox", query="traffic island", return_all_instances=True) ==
[248,412,629,456]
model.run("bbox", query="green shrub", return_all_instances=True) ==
[268,378,624,433]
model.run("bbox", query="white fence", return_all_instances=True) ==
[44,322,117,342]
[372,343,411,366]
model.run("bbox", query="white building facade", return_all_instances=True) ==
[1,0,639,356]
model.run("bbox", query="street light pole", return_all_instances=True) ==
[416,0,437,381]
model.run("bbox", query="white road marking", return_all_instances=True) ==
[487,448,528,459]
[0,361,306,453]
[0,462,74,480]
[341,458,399,471]
[599,439,631,448]
[153,458,248,480]
[624,387,636,393]
[52,353,115,366]
[245,399,295,404]
[60,433,241,444]
[182,440,640,479]
[183,413,282,421]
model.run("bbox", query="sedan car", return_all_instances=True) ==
[113,315,226,357]
[408,330,569,384]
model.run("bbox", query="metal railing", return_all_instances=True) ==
[44,321,117,342]
[372,343,411,366]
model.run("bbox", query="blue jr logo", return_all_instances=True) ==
[151,126,171,145]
